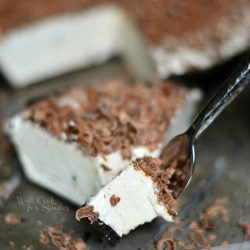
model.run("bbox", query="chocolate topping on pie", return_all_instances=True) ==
[133,157,178,216]
[28,80,185,159]
[0,0,248,46]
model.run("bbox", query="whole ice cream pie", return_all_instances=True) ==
[5,80,201,205]
[0,1,249,86]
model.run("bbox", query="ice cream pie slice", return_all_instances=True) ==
[76,156,183,242]
[5,80,201,205]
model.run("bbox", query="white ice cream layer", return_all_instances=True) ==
[5,89,201,205]
[88,164,172,237]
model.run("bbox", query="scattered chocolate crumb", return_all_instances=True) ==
[189,221,203,234]
[176,240,194,250]
[189,231,210,250]
[74,239,89,250]
[133,157,178,217]
[110,194,120,207]
[207,234,217,242]
[160,202,231,249]
[189,202,230,234]
[39,224,88,250]
[220,240,229,246]
[76,205,99,223]
[187,202,230,249]
[239,222,250,238]
[40,228,50,245]
[28,80,185,160]
[203,203,229,223]
[155,236,176,250]
[168,225,182,235]
[4,212,21,225]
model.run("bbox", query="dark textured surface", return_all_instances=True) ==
[0,57,250,249]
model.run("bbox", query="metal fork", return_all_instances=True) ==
[160,54,250,198]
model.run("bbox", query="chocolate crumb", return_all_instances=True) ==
[203,203,229,223]
[39,224,88,250]
[40,228,50,245]
[207,234,217,242]
[0,0,248,49]
[156,236,176,250]
[176,240,194,250]
[4,212,21,225]
[188,202,230,249]
[239,222,250,238]
[189,231,210,250]
[110,194,120,207]
[76,205,99,224]
[161,201,231,250]
[220,240,229,246]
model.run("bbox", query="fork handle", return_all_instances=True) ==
[190,54,250,139]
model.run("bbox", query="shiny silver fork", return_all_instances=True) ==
[160,55,250,198]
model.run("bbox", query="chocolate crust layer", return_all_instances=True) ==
[91,219,121,245]
[76,205,120,244]
[28,80,185,160]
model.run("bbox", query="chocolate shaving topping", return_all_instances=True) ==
[133,157,178,217]
[28,80,185,160]
[76,205,99,224]
[39,224,88,250]
[110,194,120,207]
